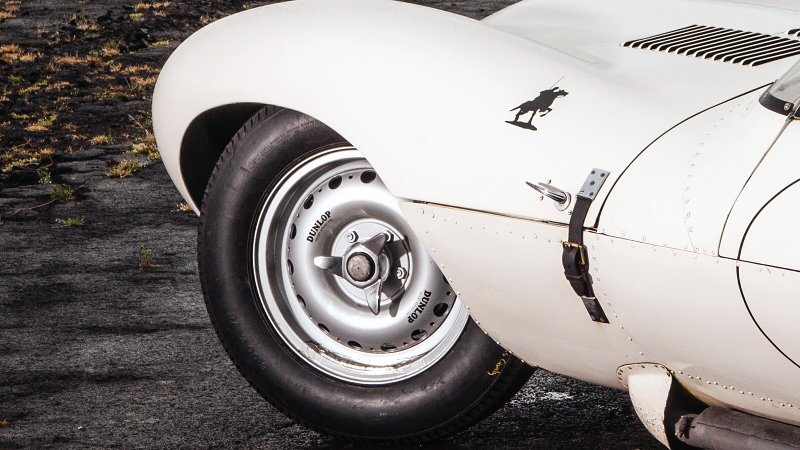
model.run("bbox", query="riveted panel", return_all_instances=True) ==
[600,91,784,256]
[400,202,643,388]
[671,366,800,428]
[739,261,800,368]
[592,233,800,426]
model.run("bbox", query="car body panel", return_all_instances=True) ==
[153,0,800,227]
[720,121,800,258]
[599,90,787,257]
[398,201,645,389]
[400,199,800,427]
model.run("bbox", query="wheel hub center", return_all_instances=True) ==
[346,252,375,282]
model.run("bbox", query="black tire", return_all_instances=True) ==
[197,106,535,443]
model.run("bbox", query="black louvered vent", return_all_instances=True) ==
[623,25,800,66]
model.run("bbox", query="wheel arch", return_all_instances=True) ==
[178,102,267,209]
[150,0,571,216]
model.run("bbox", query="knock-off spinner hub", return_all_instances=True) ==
[346,252,375,282]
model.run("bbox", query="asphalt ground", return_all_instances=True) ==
[0,1,662,448]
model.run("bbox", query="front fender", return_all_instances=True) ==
[154,0,794,223]
[154,0,557,212]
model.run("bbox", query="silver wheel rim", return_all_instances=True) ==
[252,147,469,384]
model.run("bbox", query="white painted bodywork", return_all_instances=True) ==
[723,122,800,260]
[153,0,800,441]
[619,364,675,448]
[154,0,800,224]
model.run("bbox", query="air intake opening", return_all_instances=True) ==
[623,25,800,66]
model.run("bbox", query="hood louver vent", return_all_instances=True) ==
[623,25,800,66]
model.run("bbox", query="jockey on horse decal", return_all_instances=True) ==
[507,85,569,131]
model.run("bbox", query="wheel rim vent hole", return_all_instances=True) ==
[303,195,314,209]
[433,303,449,317]
[318,323,330,335]
[287,259,294,275]
[360,171,377,184]
[411,329,427,341]
[348,340,361,350]
[328,176,342,190]
[380,343,397,352]
[289,224,297,240]
[297,295,306,308]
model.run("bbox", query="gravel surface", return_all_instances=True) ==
[0,1,662,448]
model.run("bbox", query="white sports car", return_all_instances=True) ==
[153,0,800,447]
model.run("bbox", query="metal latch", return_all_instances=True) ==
[526,181,571,210]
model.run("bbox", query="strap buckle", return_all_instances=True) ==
[562,241,587,266]
[558,168,611,324]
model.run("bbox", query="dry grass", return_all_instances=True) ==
[24,115,55,132]
[18,53,39,63]
[19,80,49,94]
[0,44,19,53]
[119,64,159,76]
[129,76,156,92]
[127,132,160,159]
[134,2,170,10]
[174,202,193,212]
[51,54,103,68]
[96,40,122,57]
[2,156,38,172]
[100,47,120,57]
[99,87,128,100]
[0,11,14,20]
[46,81,70,92]
[54,217,85,227]
[76,21,97,31]
[0,45,38,63]
[3,146,54,159]
[90,134,113,146]
[106,159,144,178]
[51,55,83,66]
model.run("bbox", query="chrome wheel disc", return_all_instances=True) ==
[252,148,469,384]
